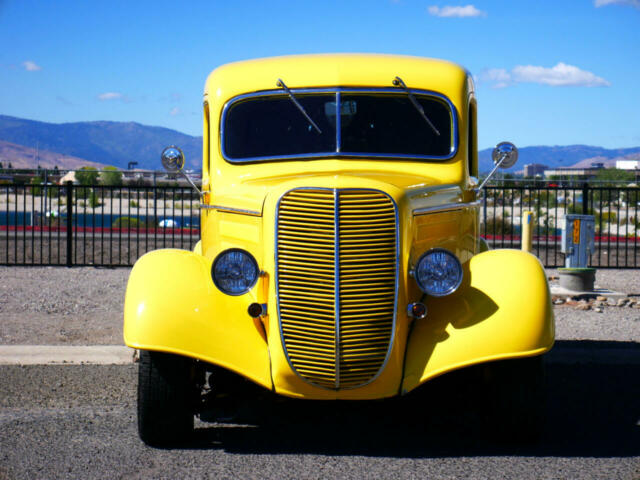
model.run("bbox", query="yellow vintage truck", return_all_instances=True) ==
[124,54,554,446]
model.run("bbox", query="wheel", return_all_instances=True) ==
[482,355,546,443]
[137,350,196,446]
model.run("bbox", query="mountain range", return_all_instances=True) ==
[1,114,638,173]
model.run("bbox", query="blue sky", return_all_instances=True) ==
[1,0,639,149]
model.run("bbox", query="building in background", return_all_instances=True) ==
[616,159,640,170]
[524,163,548,177]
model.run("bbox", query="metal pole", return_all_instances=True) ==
[66,181,73,267]
[522,210,533,252]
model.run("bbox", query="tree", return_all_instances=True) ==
[595,168,634,185]
[75,166,99,200]
[100,166,123,186]
[75,166,100,185]
[30,175,43,196]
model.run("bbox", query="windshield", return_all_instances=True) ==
[222,89,455,162]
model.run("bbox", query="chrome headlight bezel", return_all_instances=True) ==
[211,248,259,296]
[413,248,463,297]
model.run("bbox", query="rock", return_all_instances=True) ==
[594,307,604,313]
[575,303,591,311]
[617,298,629,307]
[606,299,618,307]
[596,296,608,302]
[553,298,565,305]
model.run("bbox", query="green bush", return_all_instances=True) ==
[597,211,617,224]
[112,216,141,228]
[89,191,101,209]
[129,200,139,208]
[482,217,513,236]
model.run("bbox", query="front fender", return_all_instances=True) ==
[123,249,272,390]
[402,249,554,394]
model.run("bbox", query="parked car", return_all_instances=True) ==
[124,54,555,446]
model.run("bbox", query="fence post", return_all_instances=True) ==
[482,188,487,237]
[66,181,73,267]
[582,182,589,214]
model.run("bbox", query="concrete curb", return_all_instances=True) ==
[0,345,135,365]
[0,344,638,366]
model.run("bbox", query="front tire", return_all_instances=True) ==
[137,350,196,446]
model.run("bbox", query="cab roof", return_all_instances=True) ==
[204,54,471,107]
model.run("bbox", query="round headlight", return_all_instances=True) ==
[212,249,259,295]
[414,248,462,297]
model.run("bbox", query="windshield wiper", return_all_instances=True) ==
[276,78,322,134]
[392,76,440,137]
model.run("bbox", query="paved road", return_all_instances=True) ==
[1,340,639,480]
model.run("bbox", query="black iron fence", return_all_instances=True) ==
[482,183,640,268]
[1,182,639,268]
[1,183,200,266]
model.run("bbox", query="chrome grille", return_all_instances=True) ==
[276,188,397,389]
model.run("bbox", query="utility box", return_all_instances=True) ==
[561,214,595,268]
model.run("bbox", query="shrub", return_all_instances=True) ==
[482,217,513,236]
[597,211,617,224]
[112,216,142,228]
[130,200,139,208]
[89,191,101,209]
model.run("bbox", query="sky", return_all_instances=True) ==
[1,0,639,150]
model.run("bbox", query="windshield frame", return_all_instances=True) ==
[220,87,459,163]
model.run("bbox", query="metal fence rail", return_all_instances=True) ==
[1,182,638,268]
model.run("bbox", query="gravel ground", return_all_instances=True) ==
[0,266,639,345]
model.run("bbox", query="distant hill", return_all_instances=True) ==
[0,140,106,170]
[1,114,639,174]
[479,145,640,173]
[0,115,202,170]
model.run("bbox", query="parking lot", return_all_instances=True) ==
[0,267,638,479]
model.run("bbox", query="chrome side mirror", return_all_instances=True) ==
[492,141,518,169]
[161,146,186,172]
[476,141,519,192]
[160,145,202,198]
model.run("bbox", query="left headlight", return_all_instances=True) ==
[413,248,463,297]
[212,249,259,295]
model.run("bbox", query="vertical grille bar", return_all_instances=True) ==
[333,188,340,389]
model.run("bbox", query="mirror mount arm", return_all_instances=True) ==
[475,154,507,194]
[179,170,204,199]
[474,141,518,195]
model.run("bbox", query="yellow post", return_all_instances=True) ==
[522,211,533,252]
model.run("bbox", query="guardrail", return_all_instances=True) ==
[1,181,638,268]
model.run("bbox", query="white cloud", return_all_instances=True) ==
[97,92,124,101]
[594,0,640,8]
[169,107,181,116]
[22,60,41,71]
[513,63,610,87]
[482,68,512,88]
[481,62,610,88]
[428,5,486,17]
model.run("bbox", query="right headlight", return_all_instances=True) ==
[414,248,462,297]
[212,248,259,295]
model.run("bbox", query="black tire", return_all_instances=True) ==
[137,350,196,446]
[483,355,546,443]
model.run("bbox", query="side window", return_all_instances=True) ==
[468,100,478,177]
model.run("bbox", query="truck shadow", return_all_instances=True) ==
[188,340,640,458]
